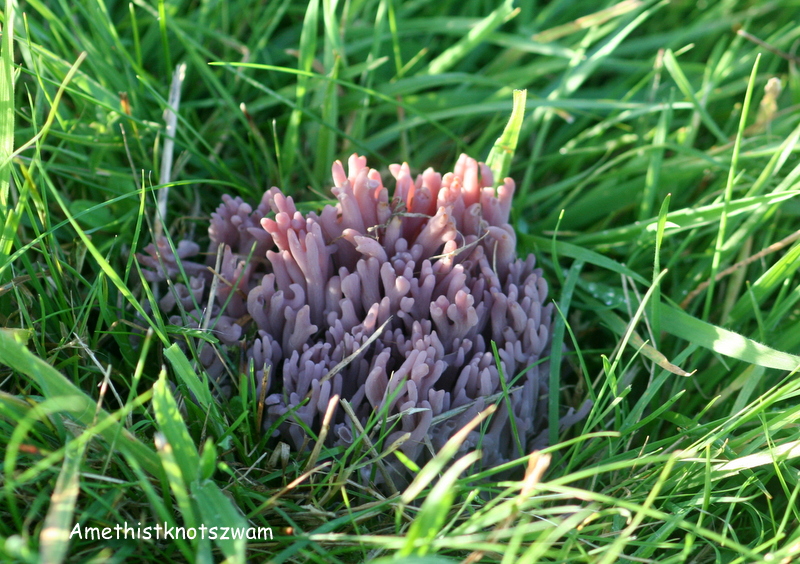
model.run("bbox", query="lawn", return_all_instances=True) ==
[3,0,800,562]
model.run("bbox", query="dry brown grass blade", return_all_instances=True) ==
[680,228,800,309]
[304,394,340,473]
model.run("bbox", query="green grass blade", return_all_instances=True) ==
[639,95,671,220]
[122,453,194,560]
[0,0,13,211]
[588,299,691,377]
[399,452,480,557]
[573,191,799,247]
[650,193,671,345]
[486,89,526,188]
[606,269,667,380]
[193,480,249,564]
[425,0,516,76]
[401,406,495,504]
[726,239,800,324]
[281,0,319,178]
[152,369,200,485]
[661,305,800,372]
[39,438,85,564]
[704,54,760,321]
[163,344,218,417]
[0,390,33,422]
[550,260,583,445]
[662,49,727,145]
[154,428,200,535]
[528,235,649,285]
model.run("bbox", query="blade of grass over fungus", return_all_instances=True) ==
[486,89,526,188]
[399,452,481,557]
[401,405,496,505]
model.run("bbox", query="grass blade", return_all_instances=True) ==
[193,480,249,564]
[399,452,481,557]
[0,0,13,211]
[401,405,495,504]
[661,305,800,372]
[486,89,526,188]
[704,54,761,320]
[426,0,516,76]
[550,260,583,445]
[152,369,200,485]
[281,0,319,178]
[39,439,85,564]
[662,49,727,145]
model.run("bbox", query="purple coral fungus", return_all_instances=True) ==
[140,154,588,485]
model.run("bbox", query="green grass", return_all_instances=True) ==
[3,0,800,562]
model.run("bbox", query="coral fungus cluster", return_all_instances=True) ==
[139,154,585,483]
